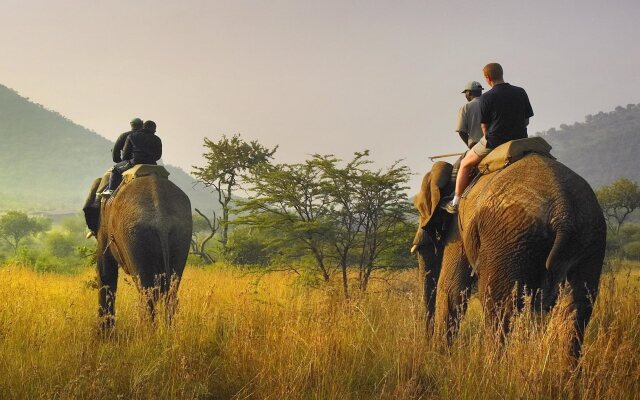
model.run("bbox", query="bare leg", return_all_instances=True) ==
[455,149,482,197]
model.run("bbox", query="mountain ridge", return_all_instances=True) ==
[0,83,638,213]
[0,84,217,214]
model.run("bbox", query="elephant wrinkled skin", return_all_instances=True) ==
[413,155,606,358]
[96,174,192,331]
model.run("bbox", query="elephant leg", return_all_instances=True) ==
[417,245,441,328]
[97,252,118,334]
[164,274,181,326]
[434,240,474,343]
[477,254,536,343]
[137,273,160,324]
[565,264,602,360]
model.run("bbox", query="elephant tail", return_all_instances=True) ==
[542,227,574,309]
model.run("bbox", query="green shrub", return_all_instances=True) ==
[34,254,65,273]
[187,253,208,267]
[622,241,640,260]
[226,227,276,266]
[7,247,37,267]
[43,231,76,258]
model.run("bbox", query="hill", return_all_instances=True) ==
[0,84,216,213]
[538,103,640,188]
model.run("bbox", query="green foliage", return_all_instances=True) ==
[606,223,640,260]
[0,211,51,252]
[313,152,414,291]
[193,134,277,251]
[622,241,640,259]
[226,226,280,266]
[237,151,416,294]
[0,211,95,273]
[596,178,640,233]
[43,231,76,258]
[237,159,334,280]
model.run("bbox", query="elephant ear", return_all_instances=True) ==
[414,161,453,229]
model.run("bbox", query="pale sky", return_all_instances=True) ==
[1,0,639,192]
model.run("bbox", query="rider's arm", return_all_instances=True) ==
[112,133,127,163]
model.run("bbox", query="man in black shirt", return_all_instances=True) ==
[112,118,143,163]
[445,63,534,213]
[103,120,163,195]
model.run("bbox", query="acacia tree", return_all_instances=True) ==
[313,153,367,297]
[354,164,412,291]
[237,161,334,281]
[190,209,218,264]
[596,178,640,234]
[193,134,277,252]
[0,211,51,253]
[239,152,413,297]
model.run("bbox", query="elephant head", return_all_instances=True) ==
[412,161,453,322]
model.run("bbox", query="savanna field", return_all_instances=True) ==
[1,260,639,400]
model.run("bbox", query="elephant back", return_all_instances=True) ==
[121,164,170,185]
[478,137,554,175]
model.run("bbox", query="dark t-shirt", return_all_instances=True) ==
[122,130,162,165]
[480,83,534,149]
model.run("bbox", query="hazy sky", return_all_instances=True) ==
[1,0,639,192]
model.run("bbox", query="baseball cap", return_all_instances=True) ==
[461,81,484,93]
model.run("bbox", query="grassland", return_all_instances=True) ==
[0,260,639,399]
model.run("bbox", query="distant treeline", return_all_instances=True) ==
[538,103,640,187]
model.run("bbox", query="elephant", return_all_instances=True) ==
[412,154,606,359]
[86,168,192,331]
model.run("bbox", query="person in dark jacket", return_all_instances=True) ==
[112,118,143,163]
[103,120,163,195]
[122,120,162,165]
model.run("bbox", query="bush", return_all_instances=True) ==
[226,227,276,266]
[33,254,71,274]
[622,241,640,260]
[187,253,208,267]
[7,247,37,267]
[43,231,76,258]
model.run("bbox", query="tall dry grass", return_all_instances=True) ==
[0,260,639,399]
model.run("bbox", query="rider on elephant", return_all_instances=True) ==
[450,81,485,185]
[445,63,534,214]
[112,118,143,163]
[456,81,485,149]
[103,120,163,195]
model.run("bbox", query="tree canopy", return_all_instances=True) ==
[0,211,51,252]
[596,177,640,233]
[193,134,277,252]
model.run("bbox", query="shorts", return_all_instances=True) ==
[471,136,492,158]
